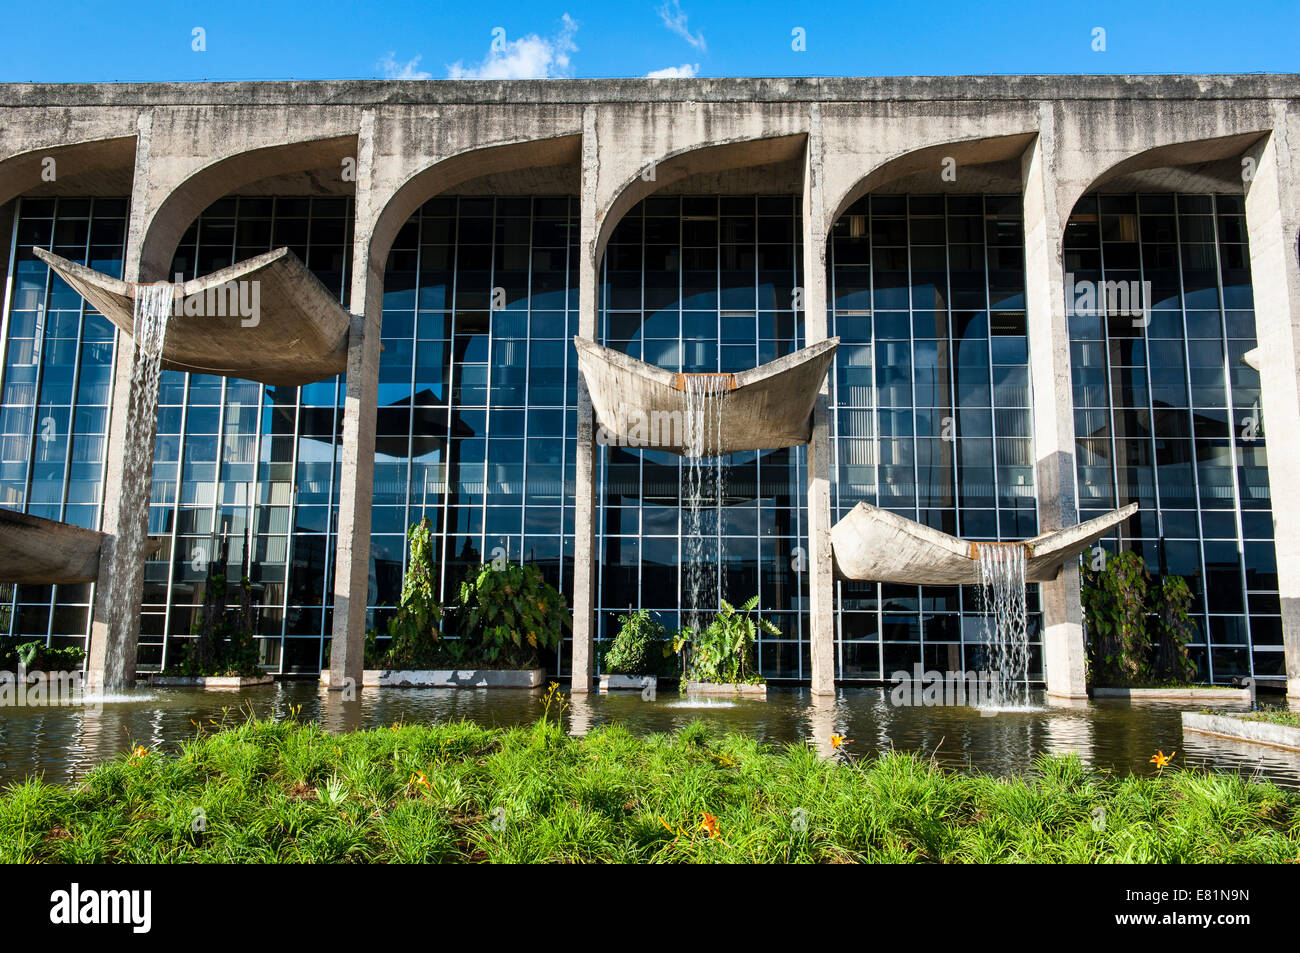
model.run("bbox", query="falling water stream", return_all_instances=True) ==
[978,544,1030,709]
[101,283,172,685]
[681,375,729,635]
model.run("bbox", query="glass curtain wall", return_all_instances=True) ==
[1065,193,1280,683]
[827,193,1042,683]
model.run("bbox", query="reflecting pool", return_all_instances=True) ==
[1,682,1297,789]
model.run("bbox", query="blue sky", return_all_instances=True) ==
[3,0,1297,82]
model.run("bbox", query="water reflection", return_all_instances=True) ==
[1,682,1298,789]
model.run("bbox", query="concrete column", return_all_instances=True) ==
[327,109,380,692]
[88,111,155,690]
[570,107,599,693]
[802,105,836,696]
[1022,107,1088,699]
[1244,104,1300,700]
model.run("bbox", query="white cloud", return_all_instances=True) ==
[377,52,432,80]
[646,63,699,78]
[446,14,580,80]
[657,1,706,51]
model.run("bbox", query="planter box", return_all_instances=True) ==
[147,674,274,688]
[599,674,657,692]
[1182,711,1300,752]
[683,680,767,697]
[1093,686,1252,703]
[321,668,545,688]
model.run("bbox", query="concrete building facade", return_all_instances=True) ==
[0,76,1296,698]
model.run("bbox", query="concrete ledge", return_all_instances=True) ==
[1182,711,1300,752]
[147,674,274,688]
[598,674,657,692]
[1093,686,1252,703]
[684,680,767,696]
[321,668,546,688]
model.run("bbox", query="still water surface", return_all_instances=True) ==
[2,681,1298,789]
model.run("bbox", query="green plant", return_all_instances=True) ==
[456,562,569,668]
[3,717,1298,864]
[380,518,444,668]
[674,595,775,685]
[2,638,85,673]
[1082,551,1200,687]
[603,609,668,676]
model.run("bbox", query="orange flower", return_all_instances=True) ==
[410,771,430,790]
[133,745,147,758]
[830,734,852,750]
[699,812,720,838]
[1150,749,1175,769]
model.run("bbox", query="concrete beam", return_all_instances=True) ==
[35,246,350,386]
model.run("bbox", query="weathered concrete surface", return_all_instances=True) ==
[574,337,838,455]
[570,109,599,694]
[147,674,274,688]
[803,108,837,697]
[598,674,656,692]
[1243,102,1300,701]
[831,502,1138,586]
[1183,711,1300,751]
[0,509,105,584]
[320,668,546,688]
[35,247,350,386]
[683,680,767,696]
[1093,686,1252,702]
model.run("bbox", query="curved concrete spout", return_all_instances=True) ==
[574,336,839,455]
[0,509,166,585]
[34,247,350,386]
[830,501,1139,585]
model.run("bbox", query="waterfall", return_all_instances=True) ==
[102,283,172,686]
[977,543,1029,708]
[681,375,729,635]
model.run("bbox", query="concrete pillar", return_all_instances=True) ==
[327,109,380,692]
[1244,104,1300,701]
[802,105,836,696]
[570,107,599,693]
[1022,107,1088,699]
[88,111,155,690]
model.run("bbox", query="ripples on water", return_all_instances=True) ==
[1,682,1297,789]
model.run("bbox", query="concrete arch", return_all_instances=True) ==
[365,133,582,277]
[594,133,807,265]
[1063,131,1269,215]
[0,135,137,207]
[135,134,357,281]
[825,132,1037,233]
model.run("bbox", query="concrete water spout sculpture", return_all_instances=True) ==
[573,336,838,455]
[34,247,350,387]
[830,501,1139,585]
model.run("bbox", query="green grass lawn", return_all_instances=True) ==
[2,713,1298,863]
